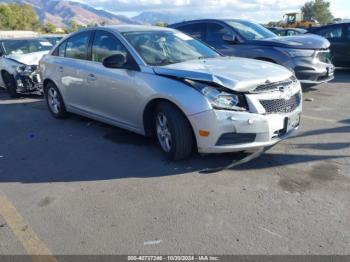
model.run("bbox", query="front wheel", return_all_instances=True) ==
[44,82,68,119]
[2,71,18,98]
[155,102,193,160]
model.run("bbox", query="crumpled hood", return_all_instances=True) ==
[153,56,293,92]
[250,34,330,50]
[4,51,49,65]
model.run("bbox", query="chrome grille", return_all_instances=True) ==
[252,76,297,93]
[260,92,301,114]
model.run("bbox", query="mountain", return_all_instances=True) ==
[133,11,189,25]
[0,0,138,27]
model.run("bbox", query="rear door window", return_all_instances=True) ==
[205,22,230,45]
[318,25,343,39]
[65,32,91,60]
[287,30,297,36]
[176,23,205,40]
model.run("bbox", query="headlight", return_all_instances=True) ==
[201,86,247,111]
[16,65,35,74]
[275,47,315,58]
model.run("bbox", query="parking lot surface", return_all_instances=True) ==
[0,70,350,255]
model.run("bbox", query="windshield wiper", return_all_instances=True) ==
[157,58,179,66]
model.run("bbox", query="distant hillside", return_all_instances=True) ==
[133,11,189,25]
[0,0,138,27]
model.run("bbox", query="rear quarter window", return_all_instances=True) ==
[56,41,66,57]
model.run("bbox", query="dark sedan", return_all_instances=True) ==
[308,23,350,67]
[170,19,334,85]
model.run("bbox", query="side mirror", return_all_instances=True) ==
[222,34,239,44]
[103,54,127,69]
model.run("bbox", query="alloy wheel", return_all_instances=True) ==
[48,87,61,114]
[156,112,172,152]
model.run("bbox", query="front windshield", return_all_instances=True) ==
[1,39,53,55]
[122,30,220,66]
[225,20,277,40]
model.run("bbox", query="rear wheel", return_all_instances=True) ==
[154,102,193,160]
[2,71,18,98]
[45,81,68,119]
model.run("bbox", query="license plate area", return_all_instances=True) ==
[327,66,334,77]
[285,113,301,133]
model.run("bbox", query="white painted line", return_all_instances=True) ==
[0,98,42,105]
[261,227,283,239]
[144,240,163,246]
[302,115,338,123]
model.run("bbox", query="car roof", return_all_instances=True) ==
[170,18,253,27]
[42,35,66,38]
[286,28,306,31]
[82,25,176,33]
[328,21,350,25]
[0,37,51,41]
[310,22,350,30]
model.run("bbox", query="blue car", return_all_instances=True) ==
[170,19,335,85]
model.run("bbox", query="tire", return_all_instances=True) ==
[2,71,18,98]
[154,102,193,160]
[44,81,68,119]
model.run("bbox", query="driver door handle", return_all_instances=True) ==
[87,74,97,81]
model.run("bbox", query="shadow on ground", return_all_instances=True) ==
[0,89,349,184]
[331,68,350,84]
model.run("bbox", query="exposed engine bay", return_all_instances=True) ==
[13,64,43,95]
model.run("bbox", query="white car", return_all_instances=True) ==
[0,37,53,97]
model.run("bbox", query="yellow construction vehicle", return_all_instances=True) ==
[283,12,319,28]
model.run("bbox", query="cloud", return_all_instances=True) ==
[76,0,345,22]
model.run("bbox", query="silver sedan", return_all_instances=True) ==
[39,25,302,160]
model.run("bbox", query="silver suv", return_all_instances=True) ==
[40,25,302,160]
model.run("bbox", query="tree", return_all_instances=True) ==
[0,3,40,30]
[42,23,57,33]
[0,4,14,29]
[154,21,168,27]
[301,0,333,25]
[65,20,85,33]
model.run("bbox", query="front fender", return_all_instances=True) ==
[0,58,21,87]
[141,74,212,117]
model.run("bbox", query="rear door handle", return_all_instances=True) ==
[87,74,97,81]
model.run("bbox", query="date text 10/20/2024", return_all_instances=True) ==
[128,256,220,261]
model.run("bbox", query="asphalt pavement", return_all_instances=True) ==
[0,70,349,256]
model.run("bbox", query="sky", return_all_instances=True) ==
[77,0,349,22]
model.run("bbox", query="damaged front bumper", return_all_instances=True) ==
[14,65,43,95]
[189,109,301,153]
[188,85,302,154]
